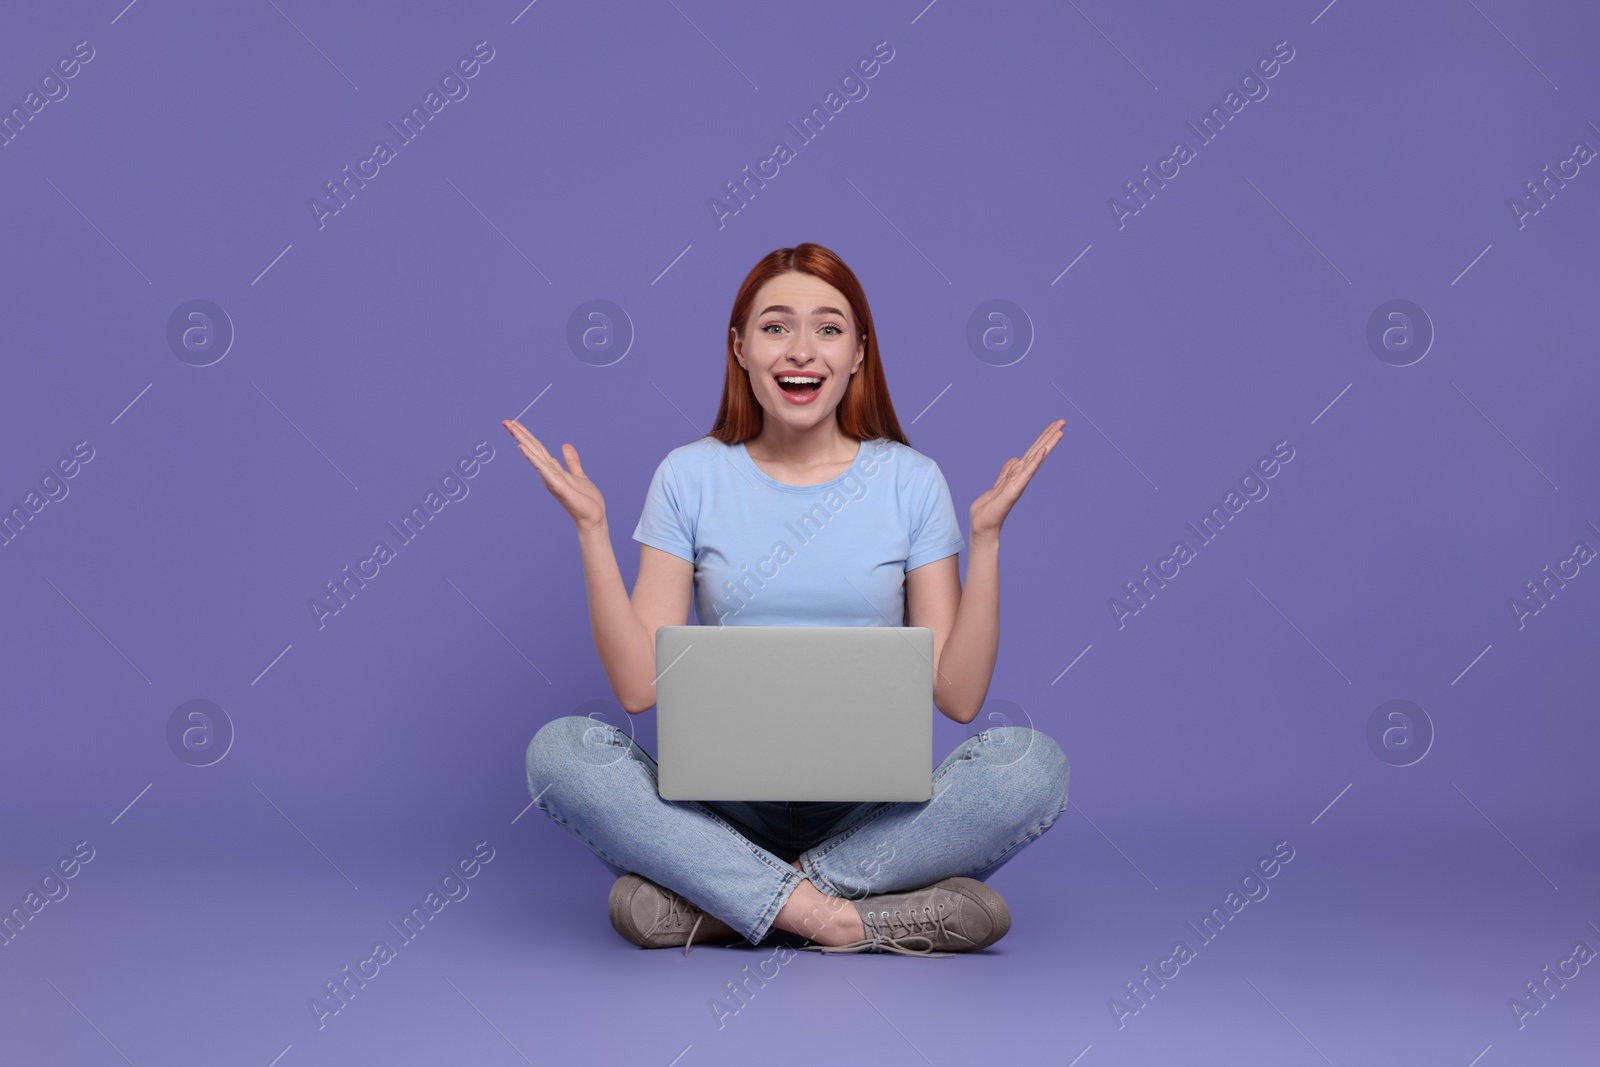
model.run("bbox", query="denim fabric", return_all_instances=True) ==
[525,715,1069,945]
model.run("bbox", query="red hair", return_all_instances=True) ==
[706,243,909,447]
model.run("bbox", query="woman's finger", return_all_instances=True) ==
[505,420,560,473]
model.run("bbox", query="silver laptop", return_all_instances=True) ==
[655,625,933,802]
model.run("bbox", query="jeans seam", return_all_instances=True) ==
[750,867,805,944]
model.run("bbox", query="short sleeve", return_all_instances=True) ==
[905,462,965,572]
[631,455,696,563]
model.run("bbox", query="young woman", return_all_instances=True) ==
[507,243,1068,956]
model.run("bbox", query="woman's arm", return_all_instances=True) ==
[576,520,653,713]
[579,527,692,714]
[500,420,691,715]
[910,420,1065,724]
[907,534,998,724]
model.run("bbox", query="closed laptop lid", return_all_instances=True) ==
[655,625,933,802]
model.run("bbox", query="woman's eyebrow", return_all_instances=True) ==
[757,304,847,318]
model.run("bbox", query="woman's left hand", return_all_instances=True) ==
[969,419,1065,540]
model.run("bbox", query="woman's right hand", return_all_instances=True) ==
[502,419,606,532]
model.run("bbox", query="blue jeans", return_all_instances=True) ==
[524,714,1070,945]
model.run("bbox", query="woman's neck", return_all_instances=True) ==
[743,422,859,466]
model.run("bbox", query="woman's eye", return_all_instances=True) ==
[822,325,841,336]
[761,323,784,334]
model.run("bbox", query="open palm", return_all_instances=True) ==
[969,419,1064,539]
[502,418,607,531]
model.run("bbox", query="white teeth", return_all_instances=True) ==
[777,375,822,383]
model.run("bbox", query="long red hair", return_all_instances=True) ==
[706,243,909,447]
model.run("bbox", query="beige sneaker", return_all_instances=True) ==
[804,877,1011,956]
[608,874,741,954]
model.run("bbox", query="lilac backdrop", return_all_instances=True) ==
[2,1,1597,1064]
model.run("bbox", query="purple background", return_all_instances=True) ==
[3,0,1597,1064]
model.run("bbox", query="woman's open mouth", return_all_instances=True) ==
[776,375,824,404]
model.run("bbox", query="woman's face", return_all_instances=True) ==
[733,272,864,430]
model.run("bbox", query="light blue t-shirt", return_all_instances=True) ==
[631,436,965,627]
